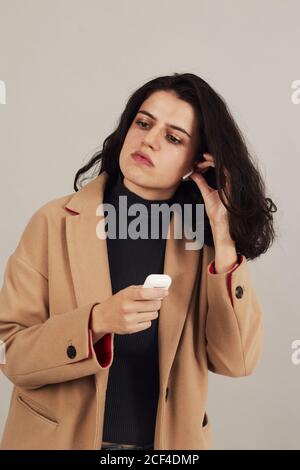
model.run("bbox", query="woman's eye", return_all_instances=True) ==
[167,135,181,145]
[136,120,149,129]
[135,120,182,145]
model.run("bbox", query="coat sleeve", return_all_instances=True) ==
[0,209,114,390]
[204,246,264,377]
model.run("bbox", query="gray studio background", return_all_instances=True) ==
[0,0,299,449]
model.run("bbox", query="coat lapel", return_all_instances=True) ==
[64,171,201,387]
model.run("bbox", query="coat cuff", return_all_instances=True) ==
[208,253,243,306]
[87,310,113,368]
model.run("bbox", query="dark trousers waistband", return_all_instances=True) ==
[101,442,154,450]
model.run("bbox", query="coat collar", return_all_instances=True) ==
[64,171,201,387]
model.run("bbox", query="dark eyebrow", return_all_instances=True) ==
[137,109,191,138]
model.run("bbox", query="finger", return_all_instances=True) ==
[196,160,214,166]
[194,164,211,174]
[125,306,159,322]
[134,299,162,313]
[134,311,159,323]
[195,161,215,169]
[197,167,209,173]
[202,153,215,161]
[129,322,152,334]
[131,286,169,300]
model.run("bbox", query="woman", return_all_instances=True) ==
[0,73,276,450]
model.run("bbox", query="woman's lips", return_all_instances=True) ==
[132,154,154,167]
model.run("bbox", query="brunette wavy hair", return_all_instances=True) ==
[74,73,277,260]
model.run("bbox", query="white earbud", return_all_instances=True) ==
[181,169,194,181]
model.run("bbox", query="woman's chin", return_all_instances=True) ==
[122,164,153,186]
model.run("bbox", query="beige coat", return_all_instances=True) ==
[0,171,264,450]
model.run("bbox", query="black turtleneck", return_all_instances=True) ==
[101,172,176,446]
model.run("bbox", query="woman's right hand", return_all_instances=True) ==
[91,285,169,341]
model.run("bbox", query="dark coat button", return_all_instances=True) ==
[235,286,244,299]
[67,345,77,359]
[165,387,169,401]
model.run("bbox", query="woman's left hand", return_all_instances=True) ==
[189,153,231,229]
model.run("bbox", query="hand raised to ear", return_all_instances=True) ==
[190,153,231,226]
